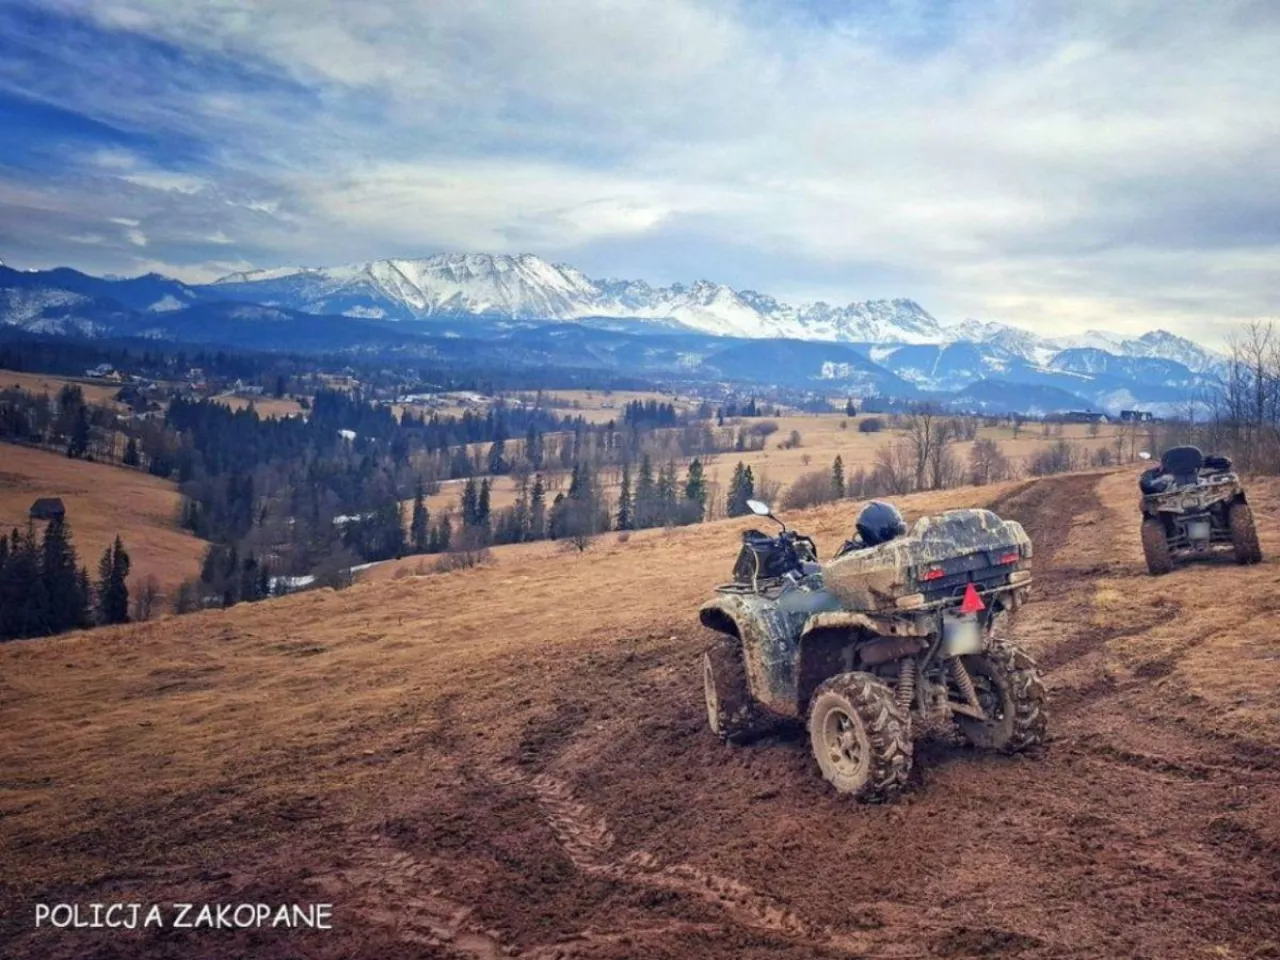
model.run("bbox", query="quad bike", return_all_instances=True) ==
[699,499,1047,802]
[1137,445,1262,575]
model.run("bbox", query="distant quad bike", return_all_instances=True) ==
[699,499,1046,802]
[1137,445,1262,575]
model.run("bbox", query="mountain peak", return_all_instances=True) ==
[207,253,947,342]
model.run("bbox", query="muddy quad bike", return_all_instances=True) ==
[699,499,1046,802]
[1137,445,1262,575]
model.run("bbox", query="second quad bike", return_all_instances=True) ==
[699,499,1046,802]
[1137,445,1262,575]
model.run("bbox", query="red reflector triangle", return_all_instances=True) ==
[960,582,986,614]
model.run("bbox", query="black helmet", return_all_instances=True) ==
[856,500,906,547]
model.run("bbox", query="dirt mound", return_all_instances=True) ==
[3,471,1280,959]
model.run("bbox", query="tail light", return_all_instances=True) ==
[895,593,926,610]
[997,551,1020,565]
[920,567,945,581]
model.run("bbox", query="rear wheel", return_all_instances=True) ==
[1141,518,1174,575]
[1229,503,1263,565]
[703,637,766,743]
[954,638,1047,753]
[807,672,912,802]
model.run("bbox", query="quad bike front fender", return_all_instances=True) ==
[699,594,810,719]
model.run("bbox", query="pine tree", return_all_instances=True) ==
[845,398,857,417]
[548,492,567,540]
[684,458,707,523]
[833,455,846,498]
[373,492,406,560]
[41,518,87,633]
[488,429,507,475]
[526,423,543,469]
[656,461,677,525]
[96,536,131,625]
[512,477,530,543]
[450,446,473,479]
[461,477,479,527]
[726,461,754,517]
[0,529,30,640]
[529,475,546,540]
[410,480,430,553]
[67,406,90,459]
[635,455,656,528]
[616,462,634,531]
[123,437,140,467]
[478,478,492,524]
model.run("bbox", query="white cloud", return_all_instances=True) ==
[128,258,255,283]
[126,228,148,247]
[109,217,140,227]
[7,0,1280,342]
[120,171,208,195]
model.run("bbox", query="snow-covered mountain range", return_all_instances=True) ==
[0,254,1227,416]
[212,253,948,343]
[209,253,1222,375]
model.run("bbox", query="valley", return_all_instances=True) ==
[2,465,1278,958]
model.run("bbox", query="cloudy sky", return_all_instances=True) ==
[0,0,1276,343]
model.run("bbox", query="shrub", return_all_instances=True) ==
[858,418,884,433]
[435,546,493,572]
[755,471,783,506]
[781,470,838,510]
[1027,439,1081,477]
[616,530,631,544]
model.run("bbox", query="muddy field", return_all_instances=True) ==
[2,468,1279,959]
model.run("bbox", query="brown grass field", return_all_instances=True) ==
[0,444,206,596]
[212,394,307,418]
[0,368,128,411]
[2,461,1279,958]
[423,416,1134,521]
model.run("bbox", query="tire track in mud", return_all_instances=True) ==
[312,845,511,959]
[486,766,926,959]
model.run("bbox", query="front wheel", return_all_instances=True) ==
[703,637,767,743]
[1229,502,1263,565]
[1141,518,1174,575]
[954,638,1047,753]
[807,672,912,802]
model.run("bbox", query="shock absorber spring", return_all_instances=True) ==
[896,657,916,711]
[950,657,981,710]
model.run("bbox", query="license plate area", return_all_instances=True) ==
[941,614,984,657]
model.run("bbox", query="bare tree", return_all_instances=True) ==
[968,438,1014,486]
[131,575,161,622]
[903,404,954,491]
[873,442,915,495]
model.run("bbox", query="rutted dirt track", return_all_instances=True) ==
[3,470,1280,959]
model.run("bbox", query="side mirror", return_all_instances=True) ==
[746,499,772,517]
[1138,451,1152,461]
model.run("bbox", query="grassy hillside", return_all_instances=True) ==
[0,443,206,595]
[2,465,1278,958]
